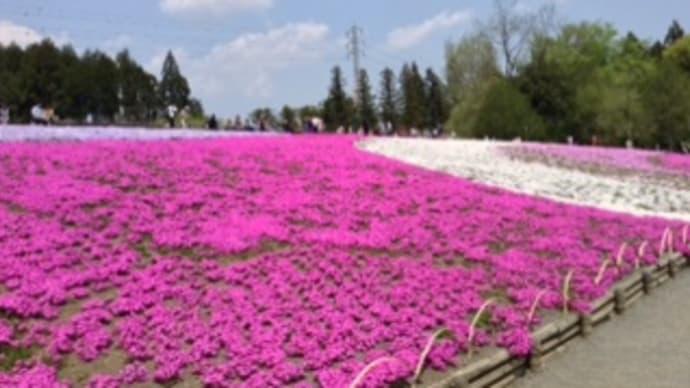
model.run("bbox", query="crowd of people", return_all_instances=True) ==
[0,103,445,138]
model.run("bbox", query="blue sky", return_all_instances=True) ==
[0,0,688,118]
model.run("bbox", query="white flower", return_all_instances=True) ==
[362,138,690,222]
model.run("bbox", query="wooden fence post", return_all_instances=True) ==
[446,375,470,388]
[580,314,593,337]
[529,342,545,371]
[614,287,626,314]
[642,270,654,294]
[669,259,678,278]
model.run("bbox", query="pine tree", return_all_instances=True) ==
[400,62,426,129]
[323,66,350,131]
[650,41,665,58]
[424,68,448,128]
[116,50,158,123]
[664,20,685,47]
[280,105,297,132]
[0,39,162,124]
[79,50,119,120]
[379,67,398,132]
[159,50,190,109]
[355,69,377,132]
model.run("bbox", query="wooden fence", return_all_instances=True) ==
[426,252,690,388]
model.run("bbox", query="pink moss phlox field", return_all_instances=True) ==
[0,136,685,387]
[504,143,690,176]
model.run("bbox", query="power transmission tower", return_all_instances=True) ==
[346,25,365,100]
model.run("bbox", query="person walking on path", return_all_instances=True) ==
[207,114,218,130]
[179,106,190,128]
[166,104,178,128]
[31,103,49,125]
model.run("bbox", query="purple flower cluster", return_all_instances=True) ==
[0,136,685,387]
[505,143,690,177]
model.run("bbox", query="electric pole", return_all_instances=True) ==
[346,25,364,100]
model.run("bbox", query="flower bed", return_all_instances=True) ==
[363,138,690,221]
[0,135,686,387]
[502,143,690,180]
[0,125,273,143]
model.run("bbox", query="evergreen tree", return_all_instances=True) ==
[159,50,190,109]
[650,41,665,58]
[18,40,66,118]
[116,50,158,123]
[400,62,426,129]
[280,105,297,132]
[323,66,351,131]
[664,20,685,47]
[55,45,81,120]
[424,68,448,128]
[0,44,24,120]
[379,67,398,131]
[79,50,119,121]
[0,39,170,124]
[355,69,377,131]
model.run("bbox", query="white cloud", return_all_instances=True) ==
[103,34,134,55]
[0,21,44,48]
[515,0,569,13]
[160,0,273,16]
[387,10,473,51]
[0,20,71,49]
[146,22,331,111]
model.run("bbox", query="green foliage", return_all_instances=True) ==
[0,40,201,124]
[641,61,690,151]
[517,22,623,142]
[116,50,158,123]
[473,78,546,140]
[378,67,398,129]
[443,18,690,151]
[188,98,204,117]
[158,51,190,109]
[664,20,685,47]
[298,105,322,126]
[445,32,500,106]
[399,62,426,129]
[280,105,297,132]
[424,68,448,128]
[474,309,493,330]
[355,69,377,128]
[664,36,690,74]
[446,80,492,138]
[1,345,34,372]
[79,50,119,119]
[574,32,657,145]
[250,107,277,129]
[323,66,352,131]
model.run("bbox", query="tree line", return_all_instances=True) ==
[279,1,689,151]
[446,7,690,152]
[268,63,448,135]
[0,40,202,125]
